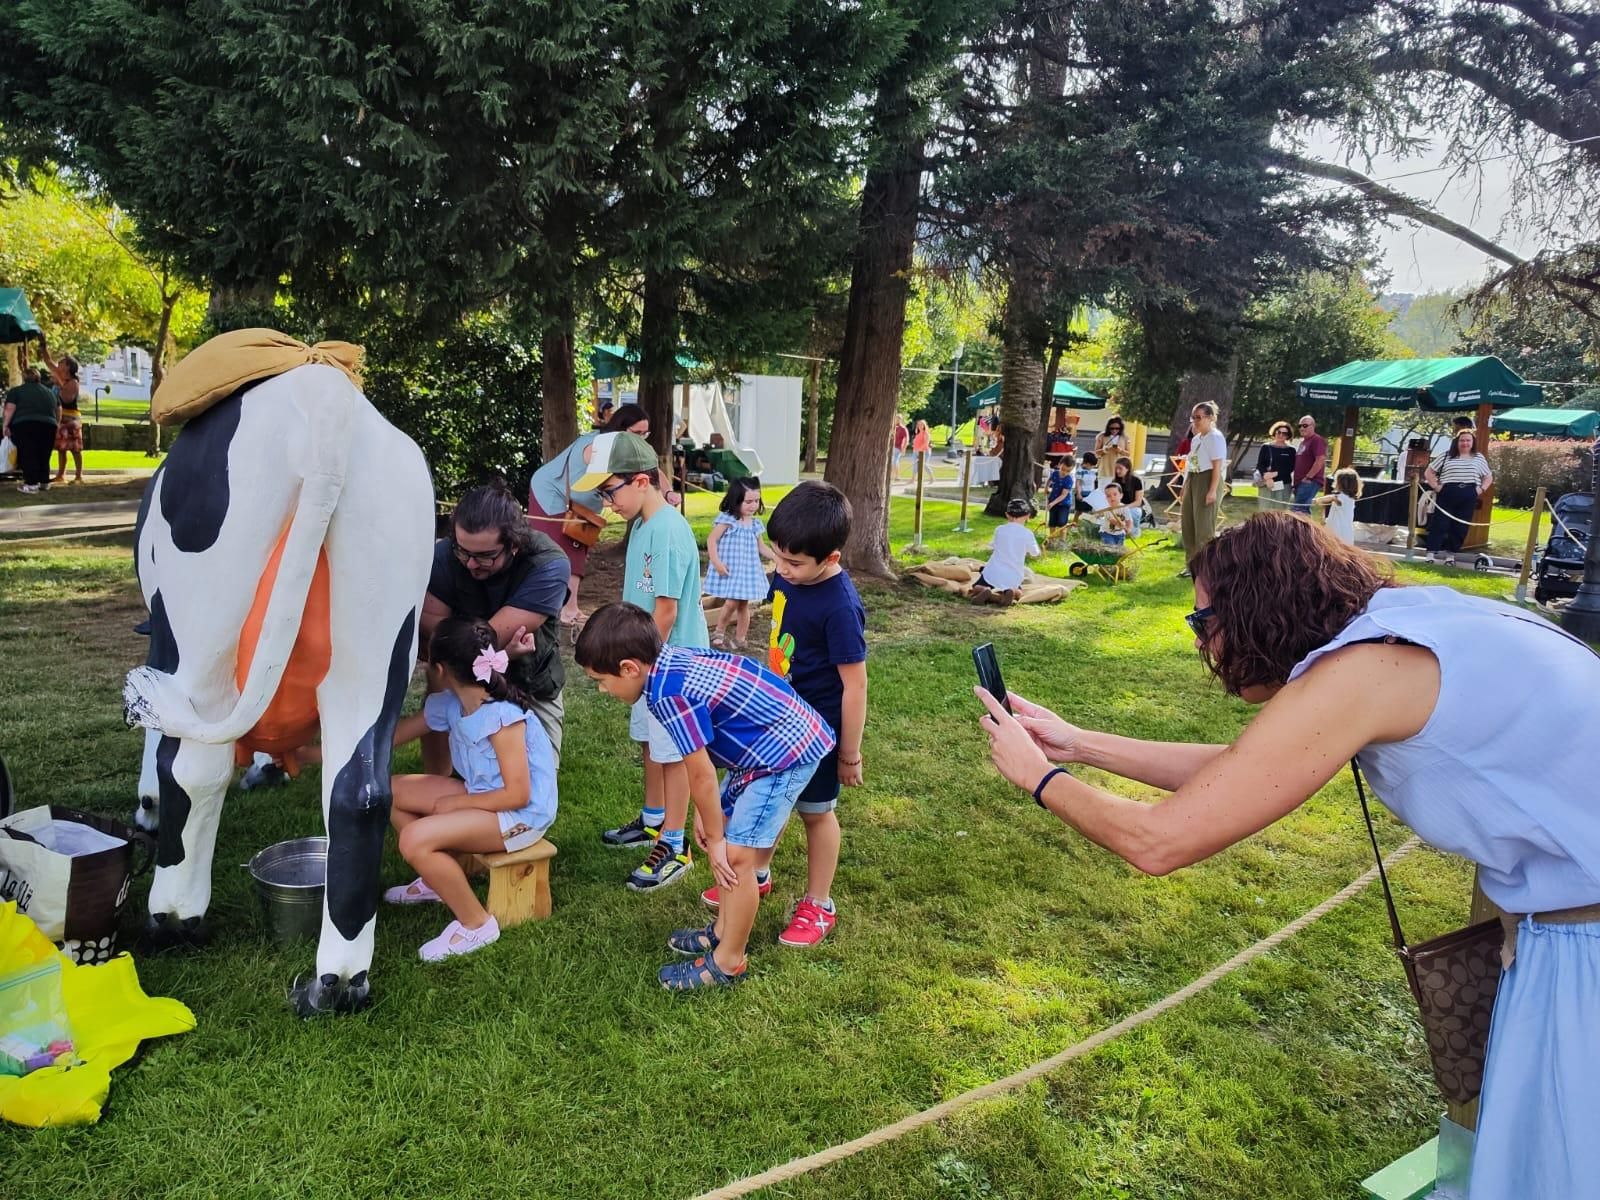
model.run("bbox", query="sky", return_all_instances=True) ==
[1302,127,1554,296]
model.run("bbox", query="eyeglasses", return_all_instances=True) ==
[451,540,507,568]
[598,477,633,504]
[1297,422,1313,429]
[1184,605,1216,638]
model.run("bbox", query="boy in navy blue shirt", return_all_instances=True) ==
[698,481,867,947]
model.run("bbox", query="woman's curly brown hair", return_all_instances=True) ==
[1191,512,1396,695]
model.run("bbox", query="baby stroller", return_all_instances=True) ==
[1534,491,1592,604]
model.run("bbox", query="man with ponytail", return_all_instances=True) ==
[421,482,572,768]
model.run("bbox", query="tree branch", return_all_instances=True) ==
[1268,149,1527,267]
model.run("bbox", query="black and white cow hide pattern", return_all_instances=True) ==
[126,364,433,1015]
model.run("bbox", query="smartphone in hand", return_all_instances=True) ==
[972,643,1012,714]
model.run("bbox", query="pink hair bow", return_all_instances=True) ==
[472,647,510,682]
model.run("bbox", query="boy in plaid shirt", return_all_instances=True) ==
[576,603,833,990]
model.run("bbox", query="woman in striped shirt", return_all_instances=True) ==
[1423,429,1493,558]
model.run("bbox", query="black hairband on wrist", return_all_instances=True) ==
[1032,766,1069,808]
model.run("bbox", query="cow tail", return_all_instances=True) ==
[124,377,357,744]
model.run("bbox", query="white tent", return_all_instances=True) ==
[673,374,802,486]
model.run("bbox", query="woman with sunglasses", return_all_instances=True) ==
[1254,421,1296,513]
[976,512,1600,1198]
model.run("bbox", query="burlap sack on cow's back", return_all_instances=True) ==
[151,329,364,426]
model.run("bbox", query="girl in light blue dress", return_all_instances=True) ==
[705,477,774,651]
[387,618,558,962]
[976,513,1600,1199]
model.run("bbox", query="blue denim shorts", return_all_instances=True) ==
[720,760,820,849]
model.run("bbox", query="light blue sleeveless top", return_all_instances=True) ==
[1288,586,1600,913]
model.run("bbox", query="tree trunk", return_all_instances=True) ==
[1033,343,1064,493]
[204,278,277,331]
[822,114,924,578]
[148,292,176,457]
[637,266,681,461]
[804,357,821,474]
[540,291,579,464]
[985,284,1047,517]
[3,343,19,388]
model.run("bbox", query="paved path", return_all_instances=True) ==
[0,499,141,537]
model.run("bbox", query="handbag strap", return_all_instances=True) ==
[1351,757,1411,955]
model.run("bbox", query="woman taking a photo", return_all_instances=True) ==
[1424,429,1493,562]
[977,512,1599,1198]
[1094,415,1128,486]
[39,337,83,485]
[528,403,649,630]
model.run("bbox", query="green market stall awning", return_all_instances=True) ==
[1491,407,1600,438]
[587,343,704,381]
[0,289,41,344]
[1294,357,1542,411]
[967,377,1106,410]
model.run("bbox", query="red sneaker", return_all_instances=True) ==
[778,897,837,947]
[700,875,773,909]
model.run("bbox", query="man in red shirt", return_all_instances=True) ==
[1291,414,1327,514]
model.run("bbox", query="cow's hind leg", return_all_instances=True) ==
[143,735,234,950]
[288,606,416,1017]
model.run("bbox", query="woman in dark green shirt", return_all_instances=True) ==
[3,364,60,492]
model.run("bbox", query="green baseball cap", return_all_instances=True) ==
[574,431,659,492]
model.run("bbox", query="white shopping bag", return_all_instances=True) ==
[0,435,16,474]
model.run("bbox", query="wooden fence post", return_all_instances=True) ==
[1514,486,1545,604]
[1404,473,1420,562]
[907,450,928,552]
[955,446,975,533]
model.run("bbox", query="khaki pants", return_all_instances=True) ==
[528,690,565,770]
[1181,468,1218,564]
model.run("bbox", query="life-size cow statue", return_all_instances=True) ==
[124,333,433,1015]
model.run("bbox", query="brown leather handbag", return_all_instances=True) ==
[560,501,605,547]
[1353,758,1503,1105]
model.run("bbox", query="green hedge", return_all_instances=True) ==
[1486,440,1593,506]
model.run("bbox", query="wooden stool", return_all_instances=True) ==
[463,840,556,928]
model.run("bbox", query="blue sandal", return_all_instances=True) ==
[667,922,720,956]
[659,952,746,992]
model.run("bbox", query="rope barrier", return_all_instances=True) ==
[688,836,1423,1200]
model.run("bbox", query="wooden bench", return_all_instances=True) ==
[462,839,557,928]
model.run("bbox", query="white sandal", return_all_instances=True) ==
[383,876,441,905]
[419,917,500,962]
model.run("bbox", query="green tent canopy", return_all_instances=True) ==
[587,343,704,381]
[967,377,1106,410]
[1294,357,1542,411]
[0,289,41,344]
[1491,407,1600,438]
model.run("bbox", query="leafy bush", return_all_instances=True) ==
[1486,440,1593,507]
[359,314,543,501]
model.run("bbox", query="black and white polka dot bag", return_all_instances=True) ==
[0,760,155,965]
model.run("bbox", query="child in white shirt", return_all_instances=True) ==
[973,498,1040,605]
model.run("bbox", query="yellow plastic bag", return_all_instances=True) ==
[0,902,195,1127]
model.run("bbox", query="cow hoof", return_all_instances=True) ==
[140,912,209,953]
[289,971,371,1017]
[134,796,159,833]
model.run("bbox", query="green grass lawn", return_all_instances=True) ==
[0,496,1508,1200]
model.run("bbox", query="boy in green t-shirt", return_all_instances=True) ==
[577,432,709,891]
